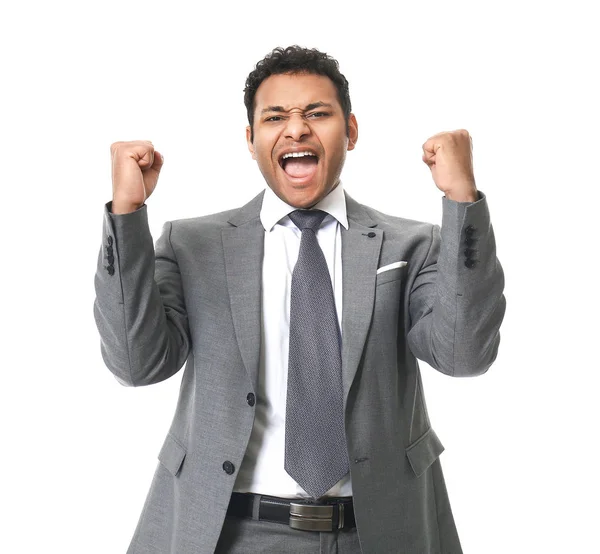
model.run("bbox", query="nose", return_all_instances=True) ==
[284,113,311,141]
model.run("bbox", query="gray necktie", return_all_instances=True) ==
[284,209,349,499]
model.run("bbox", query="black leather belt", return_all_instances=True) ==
[227,492,356,532]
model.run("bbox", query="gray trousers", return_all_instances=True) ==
[215,515,362,553]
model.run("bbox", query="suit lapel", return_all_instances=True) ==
[220,190,382,399]
[222,192,265,393]
[341,194,383,400]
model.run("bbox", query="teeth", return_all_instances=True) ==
[282,151,316,160]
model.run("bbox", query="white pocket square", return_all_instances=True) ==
[376,261,408,274]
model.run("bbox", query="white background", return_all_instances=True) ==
[1,0,598,552]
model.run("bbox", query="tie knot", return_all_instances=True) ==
[288,209,327,232]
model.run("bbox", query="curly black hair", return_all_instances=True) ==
[244,45,352,142]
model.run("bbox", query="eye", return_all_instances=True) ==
[307,112,330,119]
[265,116,284,122]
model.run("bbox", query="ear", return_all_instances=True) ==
[347,113,358,151]
[246,126,256,160]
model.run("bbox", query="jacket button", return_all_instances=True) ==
[367,232,376,238]
[107,236,113,246]
[464,259,477,269]
[246,393,255,407]
[223,461,235,475]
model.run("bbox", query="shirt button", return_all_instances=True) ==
[246,393,255,407]
[223,461,235,475]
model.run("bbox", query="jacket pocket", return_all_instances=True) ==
[375,265,406,286]
[158,434,187,476]
[405,427,445,477]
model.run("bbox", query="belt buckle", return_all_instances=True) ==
[289,503,335,532]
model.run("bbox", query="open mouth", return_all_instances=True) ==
[279,151,319,180]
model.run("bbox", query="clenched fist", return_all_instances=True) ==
[422,130,478,202]
[111,140,164,214]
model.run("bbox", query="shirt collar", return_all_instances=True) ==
[260,182,348,232]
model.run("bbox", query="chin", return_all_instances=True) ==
[284,188,324,209]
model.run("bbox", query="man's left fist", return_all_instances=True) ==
[422,129,478,202]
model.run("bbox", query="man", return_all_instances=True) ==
[94,46,505,553]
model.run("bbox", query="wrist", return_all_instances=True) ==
[444,185,478,203]
[111,198,144,214]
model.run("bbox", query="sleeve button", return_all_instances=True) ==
[464,259,477,269]
[465,225,476,236]
[222,461,235,475]
[107,236,113,246]
[246,393,256,407]
[107,266,115,276]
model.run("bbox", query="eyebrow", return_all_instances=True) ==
[260,102,334,115]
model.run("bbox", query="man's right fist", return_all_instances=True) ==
[110,140,164,214]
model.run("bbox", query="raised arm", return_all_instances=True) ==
[93,141,191,386]
[407,130,506,376]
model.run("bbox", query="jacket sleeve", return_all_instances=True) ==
[407,192,506,377]
[93,202,191,386]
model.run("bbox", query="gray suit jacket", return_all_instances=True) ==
[94,190,505,553]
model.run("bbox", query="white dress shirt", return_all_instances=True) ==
[233,183,353,498]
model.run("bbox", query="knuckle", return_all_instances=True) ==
[111,141,132,154]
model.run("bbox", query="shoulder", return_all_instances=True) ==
[170,208,240,232]
[347,194,435,241]
[168,190,264,238]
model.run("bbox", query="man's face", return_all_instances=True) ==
[246,72,358,209]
